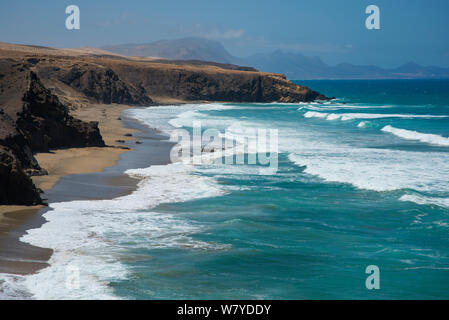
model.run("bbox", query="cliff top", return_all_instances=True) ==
[0,42,267,76]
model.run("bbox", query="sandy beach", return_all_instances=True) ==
[0,104,140,275]
[32,104,138,191]
[0,206,50,275]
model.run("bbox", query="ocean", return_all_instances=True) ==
[8,80,449,299]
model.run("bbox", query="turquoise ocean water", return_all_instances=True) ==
[17,80,449,299]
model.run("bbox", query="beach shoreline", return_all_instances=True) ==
[33,103,139,191]
[0,104,146,276]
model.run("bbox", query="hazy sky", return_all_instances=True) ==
[1,0,448,67]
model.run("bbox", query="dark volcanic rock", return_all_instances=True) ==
[107,62,328,103]
[0,146,42,205]
[0,61,106,204]
[18,71,105,152]
[56,65,153,105]
[0,111,39,170]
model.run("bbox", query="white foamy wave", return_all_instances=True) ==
[304,111,329,119]
[168,110,202,128]
[358,121,367,128]
[303,111,447,121]
[288,146,449,193]
[169,111,255,131]
[381,125,449,147]
[0,274,33,300]
[125,103,234,135]
[253,102,303,106]
[20,163,227,299]
[299,104,393,112]
[400,194,449,208]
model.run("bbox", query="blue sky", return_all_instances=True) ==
[1,0,448,67]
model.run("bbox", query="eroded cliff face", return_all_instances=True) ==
[40,63,152,108]
[100,61,327,104]
[19,71,105,152]
[0,60,105,204]
[0,147,41,205]
[16,54,328,108]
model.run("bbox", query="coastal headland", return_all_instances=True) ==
[0,41,328,275]
[0,41,328,207]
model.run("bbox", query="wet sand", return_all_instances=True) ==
[33,104,138,191]
[0,104,173,276]
[0,206,50,275]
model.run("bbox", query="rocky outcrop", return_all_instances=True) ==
[0,60,105,204]
[19,71,105,152]
[56,65,152,105]
[32,61,153,110]
[0,146,42,205]
[24,54,328,106]
[0,111,39,171]
[105,61,328,103]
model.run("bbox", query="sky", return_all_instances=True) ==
[0,0,448,68]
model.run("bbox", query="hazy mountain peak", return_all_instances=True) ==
[103,37,237,64]
[103,38,449,80]
[400,61,420,68]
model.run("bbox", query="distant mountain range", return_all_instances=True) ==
[103,38,449,80]
[103,38,237,64]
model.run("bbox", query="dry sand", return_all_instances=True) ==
[32,104,137,191]
[0,104,140,275]
[2,104,136,214]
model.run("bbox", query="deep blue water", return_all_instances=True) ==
[109,80,449,299]
[17,80,449,299]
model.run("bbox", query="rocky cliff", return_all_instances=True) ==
[26,59,326,107]
[0,147,41,205]
[0,42,329,205]
[0,60,105,204]
[100,60,327,103]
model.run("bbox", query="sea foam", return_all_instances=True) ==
[381,125,449,147]
[20,159,228,299]
[400,194,449,209]
[288,145,449,193]
[303,111,448,121]
[17,103,245,299]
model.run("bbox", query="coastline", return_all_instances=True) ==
[33,104,138,191]
[0,104,148,277]
[0,206,50,275]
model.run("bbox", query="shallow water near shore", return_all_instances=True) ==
[9,80,449,299]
